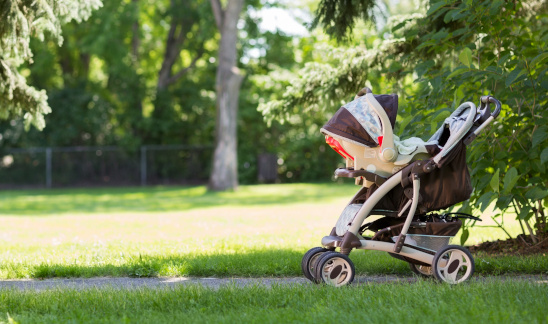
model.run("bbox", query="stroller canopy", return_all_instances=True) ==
[322,94,398,147]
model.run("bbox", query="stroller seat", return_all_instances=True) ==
[322,88,477,187]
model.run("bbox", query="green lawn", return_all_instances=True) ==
[0,183,544,279]
[0,183,358,215]
[1,280,547,323]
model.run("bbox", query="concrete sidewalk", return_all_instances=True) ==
[0,275,546,291]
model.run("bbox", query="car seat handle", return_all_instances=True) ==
[355,87,373,97]
[362,91,398,162]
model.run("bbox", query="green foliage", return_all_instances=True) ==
[311,0,377,42]
[261,0,548,237]
[3,0,328,185]
[412,1,548,239]
[0,0,102,129]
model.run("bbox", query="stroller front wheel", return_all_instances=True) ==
[432,245,475,284]
[301,247,330,283]
[315,252,355,287]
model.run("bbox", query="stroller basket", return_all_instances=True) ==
[391,234,452,252]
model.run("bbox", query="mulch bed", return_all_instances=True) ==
[467,234,548,256]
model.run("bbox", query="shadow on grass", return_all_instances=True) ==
[0,183,358,216]
[8,249,547,280]
[28,250,308,279]
[13,250,408,279]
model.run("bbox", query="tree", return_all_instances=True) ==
[156,1,208,91]
[149,0,216,145]
[260,0,548,241]
[4,0,368,188]
[209,0,245,191]
[0,0,102,129]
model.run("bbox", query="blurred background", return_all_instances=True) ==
[0,0,347,188]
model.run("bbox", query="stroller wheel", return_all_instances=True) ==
[408,263,433,277]
[432,245,475,284]
[301,247,330,282]
[315,252,355,287]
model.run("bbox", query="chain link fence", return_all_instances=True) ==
[0,145,213,188]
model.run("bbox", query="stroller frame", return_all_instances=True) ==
[302,89,502,286]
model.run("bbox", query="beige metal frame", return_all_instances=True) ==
[349,172,432,264]
[321,170,433,264]
[357,240,434,265]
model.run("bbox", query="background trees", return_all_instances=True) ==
[2,0,332,185]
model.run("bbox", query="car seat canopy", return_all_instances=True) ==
[322,94,398,147]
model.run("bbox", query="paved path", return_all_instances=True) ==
[0,275,546,291]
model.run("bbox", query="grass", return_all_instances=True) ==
[0,183,357,215]
[1,244,547,279]
[0,183,546,323]
[0,183,545,279]
[1,280,547,323]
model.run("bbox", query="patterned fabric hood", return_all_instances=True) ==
[321,94,398,147]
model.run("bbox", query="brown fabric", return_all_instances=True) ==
[322,108,377,147]
[367,217,406,242]
[425,144,441,156]
[396,142,472,213]
[406,218,462,236]
[353,142,472,214]
[418,142,473,211]
[424,219,462,236]
[352,179,408,213]
[322,94,398,147]
[374,94,398,129]
[367,216,405,232]
[367,216,462,242]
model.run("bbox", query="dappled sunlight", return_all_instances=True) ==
[0,198,347,245]
[0,183,541,279]
[0,185,354,278]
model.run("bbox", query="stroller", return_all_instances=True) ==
[301,87,501,286]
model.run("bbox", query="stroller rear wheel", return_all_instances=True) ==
[314,252,355,287]
[301,247,330,282]
[408,263,433,277]
[432,245,475,284]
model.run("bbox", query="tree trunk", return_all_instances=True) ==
[131,0,140,62]
[157,7,187,91]
[156,1,204,92]
[209,68,243,190]
[208,0,244,191]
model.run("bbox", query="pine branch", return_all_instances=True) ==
[311,0,377,42]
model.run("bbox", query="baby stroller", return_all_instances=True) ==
[301,87,501,286]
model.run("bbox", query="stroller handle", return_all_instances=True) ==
[479,96,502,119]
[462,96,502,145]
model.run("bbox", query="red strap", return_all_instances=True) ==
[326,136,354,161]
